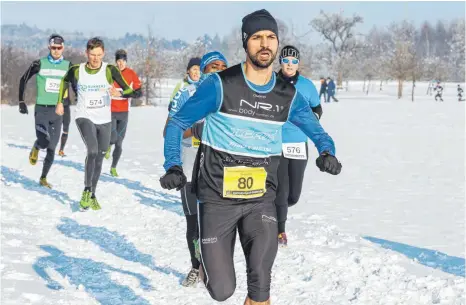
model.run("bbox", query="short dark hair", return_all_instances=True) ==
[87,37,105,51]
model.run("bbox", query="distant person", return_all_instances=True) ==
[434,82,444,102]
[457,84,464,102]
[319,77,328,103]
[104,49,143,178]
[327,77,339,102]
[169,57,201,102]
[18,34,72,188]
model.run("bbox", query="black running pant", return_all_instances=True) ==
[110,112,129,168]
[319,90,327,103]
[34,105,62,178]
[274,149,308,234]
[59,105,71,151]
[181,182,200,269]
[198,201,278,302]
[76,118,111,193]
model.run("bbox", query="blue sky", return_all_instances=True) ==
[1,1,465,42]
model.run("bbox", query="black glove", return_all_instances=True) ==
[160,165,187,191]
[311,104,323,120]
[316,152,342,175]
[19,101,28,114]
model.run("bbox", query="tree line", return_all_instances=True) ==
[1,11,464,104]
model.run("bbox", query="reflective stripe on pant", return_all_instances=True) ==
[76,118,111,193]
[198,201,278,302]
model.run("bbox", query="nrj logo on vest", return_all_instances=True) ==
[239,99,282,116]
[78,84,109,93]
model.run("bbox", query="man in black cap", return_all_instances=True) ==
[169,57,201,102]
[161,9,342,305]
[104,49,143,177]
[18,34,72,188]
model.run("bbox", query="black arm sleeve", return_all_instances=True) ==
[62,61,73,106]
[58,65,79,104]
[191,121,205,139]
[109,65,142,98]
[19,60,41,101]
[131,88,143,99]
[311,104,323,120]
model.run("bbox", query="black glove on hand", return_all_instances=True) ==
[160,165,187,191]
[19,102,28,114]
[316,152,342,175]
[311,104,323,120]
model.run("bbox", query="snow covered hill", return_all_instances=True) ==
[1,82,465,304]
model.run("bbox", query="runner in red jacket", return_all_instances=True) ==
[105,49,142,177]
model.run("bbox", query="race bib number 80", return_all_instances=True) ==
[85,98,105,109]
[282,142,307,160]
[45,78,61,93]
[223,166,267,199]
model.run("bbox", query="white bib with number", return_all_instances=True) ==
[75,62,112,124]
[45,78,61,93]
[85,97,105,109]
[282,142,307,160]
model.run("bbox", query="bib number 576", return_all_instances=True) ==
[287,147,301,154]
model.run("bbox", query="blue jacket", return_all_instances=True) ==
[282,74,321,143]
[327,80,336,96]
[163,65,335,171]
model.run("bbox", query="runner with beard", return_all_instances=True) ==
[160,9,342,305]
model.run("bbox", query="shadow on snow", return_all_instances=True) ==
[57,217,184,281]
[33,245,152,305]
[5,143,181,215]
[364,236,465,277]
[1,165,80,212]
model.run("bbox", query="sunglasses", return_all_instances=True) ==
[50,46,63,50]
[281,58,299,65]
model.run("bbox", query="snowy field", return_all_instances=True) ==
[1,80,465,305]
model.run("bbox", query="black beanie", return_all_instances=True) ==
[241,9,279,50]
[280,45,300,61]
[187,57,201,71]
[115,49,127,61]
[49,34,64,45]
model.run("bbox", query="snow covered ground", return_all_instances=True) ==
[1,81,465,305]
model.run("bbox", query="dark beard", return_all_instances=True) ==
[247,48,277,68]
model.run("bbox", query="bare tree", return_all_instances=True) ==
[310,10,364,87]
[410,53,425,102]
[449,19,465,82]
[1,46,36,104]
[362,26,392,93]
[132,25,169,106]
[222,27,244,66]
[387,20,417,99]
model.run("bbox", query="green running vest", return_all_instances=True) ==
[36,57,70,106]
